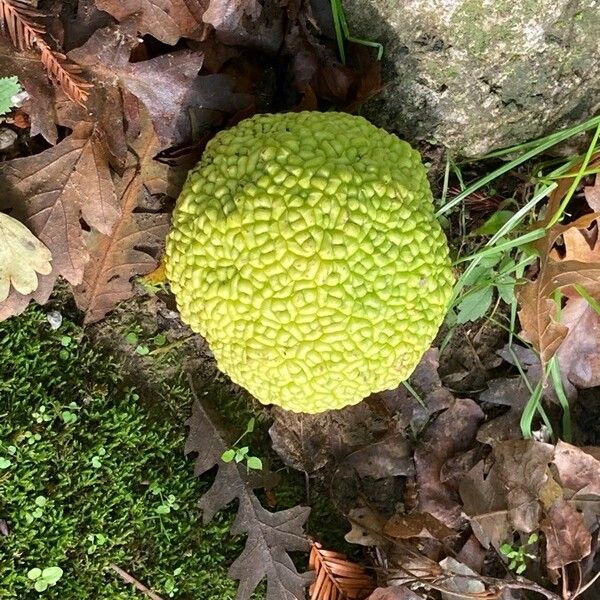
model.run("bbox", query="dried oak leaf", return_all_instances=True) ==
[94,0,207,44]
[541,498,592,571]
[202,0,261,33]
[185,398,311,600]
[0,122,118,287]
[518,156,600,366]
[67,19,250,148]
[308,541,375,600]
[459,440,557,550]
[414,399,484,529]
[72,112,170,324]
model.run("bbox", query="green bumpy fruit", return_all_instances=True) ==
[166,112,453,413]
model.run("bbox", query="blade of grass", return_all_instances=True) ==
[479,114,600,160]
[436,116,600,217]
[546,122,600,228]
[548,357,572,442]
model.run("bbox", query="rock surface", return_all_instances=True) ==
[344,0,600,156]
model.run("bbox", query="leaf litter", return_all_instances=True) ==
[2,2,600,600]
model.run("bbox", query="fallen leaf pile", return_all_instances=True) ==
[0,0,381,323]
[270,350,600,600]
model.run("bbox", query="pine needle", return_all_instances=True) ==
[309,541,376,600]
[0,0,91,104]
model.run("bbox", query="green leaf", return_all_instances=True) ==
[153,333,167,346]
[527,532,539,545]
[135,345,150,356]
[473,210,515,235]
[27,568,42,580]
[156,505,170,515]
[34,496,47,507]
[34,580,48,592]
[42,567,63,582]
[0,457,11,469]
[245,417,255,434]
[497,281,516,305]
[499,543,513,556]
[125,332,138,345]
[221,449,235,463]
[456,286,494,323]
[516,563,526,574]
[246,456,263,470]
[0,76,21,116]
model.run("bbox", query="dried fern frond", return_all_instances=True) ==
[0,0,91,104]
[309,541,376,600]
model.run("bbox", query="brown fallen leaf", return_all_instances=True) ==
[384,512,455,541]
[72,110,170,323]
[414,399,484,529]
[459,440,557,550]
[67,19,250,147]
[556,296,600,389]
[185,393,311,600]
[541,499,592,571]
[552,440,600,497]
[342,432,414,480]
[308,541,375,600]
[202,0,261,33]
[345,506,388,547]
[268,408,331,473]
[0,122,118,286]
[95,0,207,45]
[518,155,600,366]
[0,37,58,144]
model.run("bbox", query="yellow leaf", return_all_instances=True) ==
[0,212,52,302]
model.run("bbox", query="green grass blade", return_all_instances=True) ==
[548,357,572,442]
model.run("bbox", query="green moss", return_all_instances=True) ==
[0,306,253,599]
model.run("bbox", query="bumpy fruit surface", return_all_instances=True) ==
[166,112,453,413]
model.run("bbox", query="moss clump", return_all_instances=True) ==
[0,306,249,600]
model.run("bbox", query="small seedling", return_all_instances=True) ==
[163,567,183,597]
[33,405,52,424]
[27,566,63,592]
[90,447,106,468]
[500,533,539,574]
[221,418,263,471]
[86,533,108,554]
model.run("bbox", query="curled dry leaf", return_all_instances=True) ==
[309,541,375,600]
[0,211,52,302]
[344,506,388,547]
[0,122,118,286]
[459,440,557,550]
[541,499,592,571]
[414,399,484,529]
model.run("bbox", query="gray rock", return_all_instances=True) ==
[344,0,600,156]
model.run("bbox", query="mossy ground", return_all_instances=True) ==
[0,295,350,599]
[0,304,253,599]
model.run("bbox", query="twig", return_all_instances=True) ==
[110,564,166,600]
